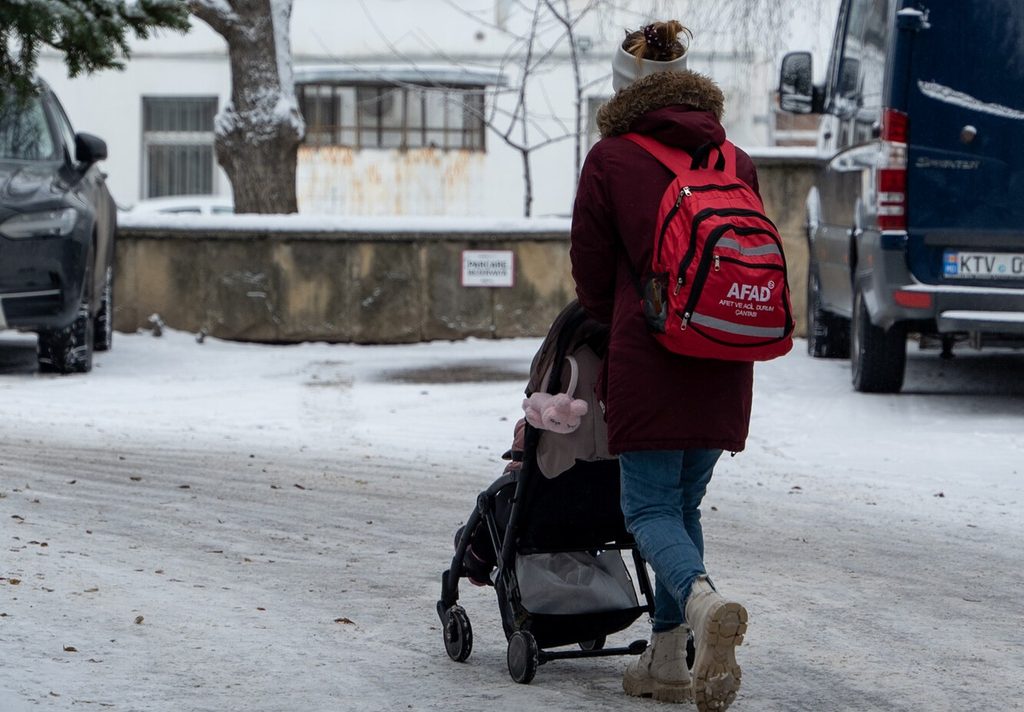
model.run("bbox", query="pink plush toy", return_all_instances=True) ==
[522,355,588,434]
[523,392,588,433]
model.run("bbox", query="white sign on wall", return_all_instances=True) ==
[461,250,515,288]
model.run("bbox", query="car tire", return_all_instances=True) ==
[851,288,905,393]
[806,268,850,358]
[93,265,114,352]
[38,296,95,374]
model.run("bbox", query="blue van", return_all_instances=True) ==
[779,0,1024,392]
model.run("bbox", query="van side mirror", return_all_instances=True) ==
[779,52,816,114]
[74,132,107,167]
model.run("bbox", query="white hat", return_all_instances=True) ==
[611,45,688,92]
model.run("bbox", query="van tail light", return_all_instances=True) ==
[877,108,908,231]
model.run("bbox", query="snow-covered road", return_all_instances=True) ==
[1,331,1022,711]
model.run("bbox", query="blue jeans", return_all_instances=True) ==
[620,449,722,632]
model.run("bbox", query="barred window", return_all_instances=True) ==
[297,83,486,151]
[142,97,218,198]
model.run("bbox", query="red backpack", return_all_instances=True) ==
[623,133,794,362]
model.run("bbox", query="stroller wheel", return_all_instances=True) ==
[442,605,473,662]
[507,630,539,684]
[578,635,606,651]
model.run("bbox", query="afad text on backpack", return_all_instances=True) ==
[625,133,794,362]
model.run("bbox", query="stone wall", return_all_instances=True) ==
[113,226,576,343]
[750,151,818,340]
[114,156,817,343]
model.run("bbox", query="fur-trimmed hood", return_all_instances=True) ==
[596,70,725,139]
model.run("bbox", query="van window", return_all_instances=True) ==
[834,0,891,147]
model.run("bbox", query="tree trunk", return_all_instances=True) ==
[216,102,301,214]
[191,0,303,214]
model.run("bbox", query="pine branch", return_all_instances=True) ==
[1,0,190,99]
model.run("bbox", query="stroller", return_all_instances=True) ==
[436,301,657,684]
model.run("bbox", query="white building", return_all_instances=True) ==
[36,0,836,218]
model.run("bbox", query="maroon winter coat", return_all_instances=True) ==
[570,71,759,454]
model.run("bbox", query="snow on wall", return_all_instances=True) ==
[116,210,571,233]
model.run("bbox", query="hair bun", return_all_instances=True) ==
[624,19,691,63]
[642,24,666,51]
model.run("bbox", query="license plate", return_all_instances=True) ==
[943,250,1024,279]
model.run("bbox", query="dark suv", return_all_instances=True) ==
[0,80,116,373]
[779,0,1024,392]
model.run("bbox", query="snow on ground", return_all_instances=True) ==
[1,330,1022,711]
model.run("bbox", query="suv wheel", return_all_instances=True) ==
[851,289,905,393]
[94,265,114,352]
[38,297,95,374]
[806,268,850,358]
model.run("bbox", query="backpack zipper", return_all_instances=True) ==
[655,183,748,266]
[679,227,786,330]
[673,209,776,295]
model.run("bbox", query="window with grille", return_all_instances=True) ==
[297,83,486,151]
[142,97,218,198]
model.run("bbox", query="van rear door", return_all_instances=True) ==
[902,0,1024,285]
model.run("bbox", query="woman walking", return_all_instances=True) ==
[570,20,757,711]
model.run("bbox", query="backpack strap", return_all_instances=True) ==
[623,132,738,178]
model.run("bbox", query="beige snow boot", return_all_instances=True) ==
[622,625,693,703]
[685,576,747,712]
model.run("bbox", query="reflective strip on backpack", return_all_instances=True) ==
[691,312,789,338]
[716,238,781,257]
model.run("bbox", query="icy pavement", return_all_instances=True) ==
[1,330,1022,711]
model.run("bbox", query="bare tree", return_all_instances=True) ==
[671,0,834,61]
[451,0,824,212]
[187,0,304,214]
[438,0,607,216]
[542,0,590,187]
[502,1,545,217]
[354,0,569,217]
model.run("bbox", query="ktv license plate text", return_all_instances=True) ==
[943,251,1024,279]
